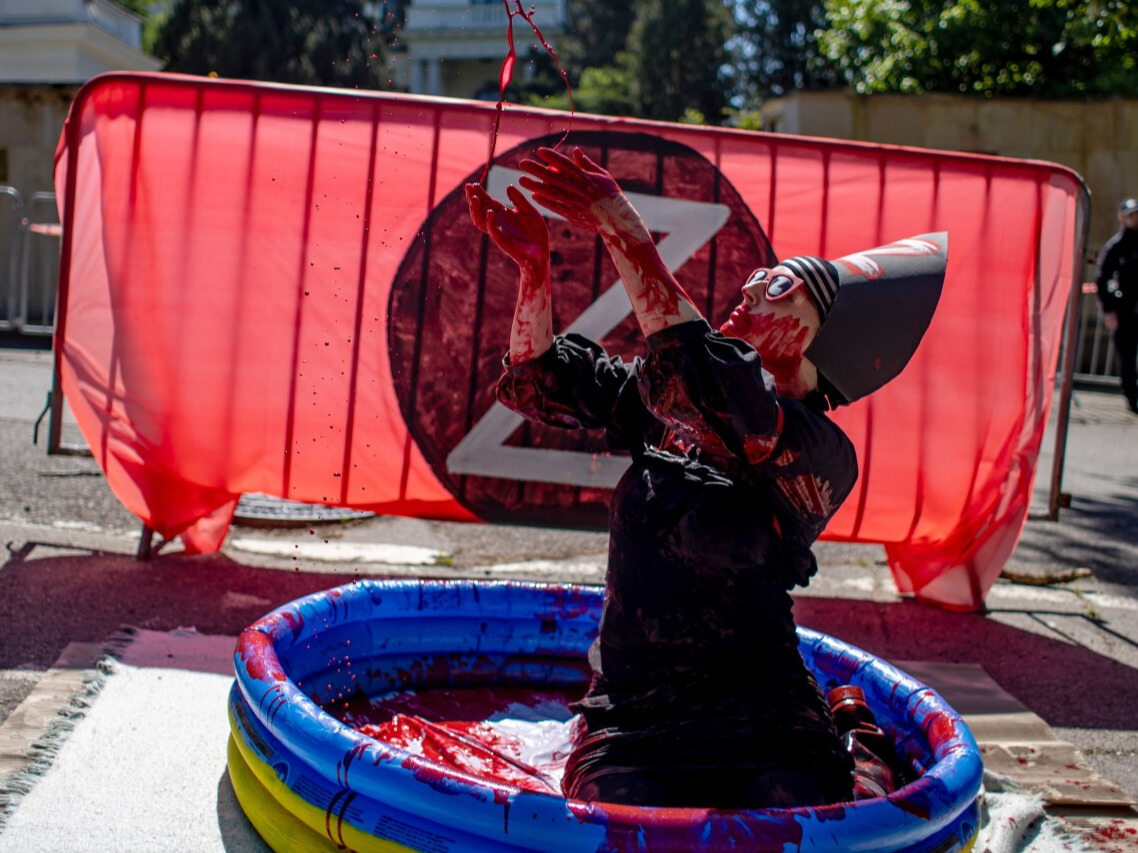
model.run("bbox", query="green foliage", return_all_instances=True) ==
[152,0,401,88]
[625,0,734,123]
[112,0,150,15]
[530,64,636,116]
[725,109,766,130]
[733,0,843,103]
[531,0,733,124]
[820,0,1138,97]
[558,0,637,80]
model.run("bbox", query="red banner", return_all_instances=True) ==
[54,72,1088,610]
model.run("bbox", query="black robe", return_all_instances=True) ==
[497,319,858,807]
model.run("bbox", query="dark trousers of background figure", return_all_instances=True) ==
[1115,317,1138,409]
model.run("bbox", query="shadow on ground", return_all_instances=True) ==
[1,547,1134,732]
[1015,482,1138,586]
[795,596,1136,730]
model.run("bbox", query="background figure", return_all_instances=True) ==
[1096,198,1138,414]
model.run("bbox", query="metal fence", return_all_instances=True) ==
[0,186,60,336]
[0,184,1123,391]
[1073,283,1121,386]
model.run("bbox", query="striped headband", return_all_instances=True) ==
[778,255,841,318]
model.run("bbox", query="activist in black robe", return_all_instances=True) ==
[468,144,944,809]
[497,318,858,809]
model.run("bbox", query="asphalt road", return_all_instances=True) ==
[2,339,1136,804]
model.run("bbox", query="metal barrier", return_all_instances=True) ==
[0,185,24,332]
[1073,283,1121,385]
[1,191,1120,389]
[19,192,61,335]
[0,187,60,336]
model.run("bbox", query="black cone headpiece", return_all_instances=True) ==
[783,233,947,406]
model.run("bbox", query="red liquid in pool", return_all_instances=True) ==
[328,685,922,804]
[327,686,580,795]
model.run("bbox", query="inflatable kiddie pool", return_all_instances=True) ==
[228,580,982,852]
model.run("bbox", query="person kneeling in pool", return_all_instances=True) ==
[465,147,946,809]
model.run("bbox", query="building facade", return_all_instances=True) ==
[760,90,1138,254]
[0,0,159,199]
[394,0,567,100]
[0,0,158,332]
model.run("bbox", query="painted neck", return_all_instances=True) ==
[769,356,819,400]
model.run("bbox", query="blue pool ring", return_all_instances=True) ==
[229,579,982,852]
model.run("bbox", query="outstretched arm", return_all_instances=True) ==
[466,183,553,363]
[519,146,703,339]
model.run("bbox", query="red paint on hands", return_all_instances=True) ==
[466,183,549,274]
[519,146,700,335]
[518,147,626,234]
[466,182,552,362]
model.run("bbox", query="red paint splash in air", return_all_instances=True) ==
[480,1,574,185]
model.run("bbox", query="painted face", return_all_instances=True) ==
[720,265,821,390]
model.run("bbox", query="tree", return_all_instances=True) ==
[732,0,843,103]
[520,0,636,113]
[152,0,404,89]
[111,0,162,54]
[820,0,1138,98]
[625,0,735,123]
[557,0,638,81]
[530,64,637,116]
[526,0,732,123]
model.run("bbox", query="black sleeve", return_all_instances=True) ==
[640,320,858,587]
[1097,237,1121,312]
[496,334,640,431]
[756,398,860,588]
[639,319,781,466]
[766,398,859,533]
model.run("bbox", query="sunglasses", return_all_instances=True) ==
[746,268,804,301]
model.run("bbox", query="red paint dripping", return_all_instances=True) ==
[480,0,575,186]
[238,631,288,683]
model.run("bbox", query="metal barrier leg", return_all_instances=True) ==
[137,524,154,561]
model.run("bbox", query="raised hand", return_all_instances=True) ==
[518,147,648,244]
[519,146,701,338]
[465,183,549,276]
[466,182,553,363]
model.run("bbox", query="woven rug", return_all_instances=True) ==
[0,628,267,852]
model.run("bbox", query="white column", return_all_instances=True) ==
[410,58,425,94]
[426,59,443,96]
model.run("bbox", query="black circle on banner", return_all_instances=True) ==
[387,131,776,528]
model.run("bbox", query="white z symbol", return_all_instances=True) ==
[445,165,730,488]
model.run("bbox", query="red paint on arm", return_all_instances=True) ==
[467,183,552,362]
[519,147,701,336]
